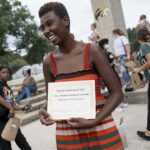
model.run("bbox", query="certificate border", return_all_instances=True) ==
[48,80,96,120]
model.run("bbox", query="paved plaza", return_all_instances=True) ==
[12,104,150,150]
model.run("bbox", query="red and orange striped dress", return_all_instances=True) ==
[49,44,123,150]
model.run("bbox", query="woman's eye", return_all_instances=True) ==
[47,22,52,26]
[39,25,45,31]
[46,20,54,27]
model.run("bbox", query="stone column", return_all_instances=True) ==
[90,0,126,53]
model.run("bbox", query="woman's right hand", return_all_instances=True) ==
[39,108,55,126]
[9,107,15,117]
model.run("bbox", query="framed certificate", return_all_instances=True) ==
[48,80,96,120]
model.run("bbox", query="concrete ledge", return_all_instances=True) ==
[124,83,148,104]
[124,91,147,104]
[19,93,46,105]
[16,110,40,126]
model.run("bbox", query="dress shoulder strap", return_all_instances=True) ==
[84,43,91,70]
[49,53,58,76]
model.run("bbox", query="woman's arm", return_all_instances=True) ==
[67,45,123,129]
[39,54,55,125]
[134,53,150,73]
[91,45,123,125]
[0,96,15,116]
[0,96,13,109]
[111,53,118,59]
[124,44,131,60]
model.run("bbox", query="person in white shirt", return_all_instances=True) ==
[112,28,131,88]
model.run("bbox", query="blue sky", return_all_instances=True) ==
[21,0,150,42]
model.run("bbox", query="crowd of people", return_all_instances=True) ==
[89,14,150,142]
[0,1,150,149]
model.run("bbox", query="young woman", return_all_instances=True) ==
[112,28,131,89]
[15,69,37,103]
[134,28,150,141]
[89,22,100,44]
[39,2,124,149]
[0,66,31,150]
[98,38,120,78]
[98,38,121,99]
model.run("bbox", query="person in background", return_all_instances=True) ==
[112,28,132,90]
[89,22,100,44]
[136,14,150,32]
[43,52,49,61]
[98,38,121,81]
[38,2,124,149]
[15,69,37,104]
[98,38,121,99]
[0,66,31,150]
[133,28,150,141]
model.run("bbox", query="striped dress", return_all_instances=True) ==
[49,44,123,150]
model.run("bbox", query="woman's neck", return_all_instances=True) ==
[59,37,77,54]
[0,79,7,84]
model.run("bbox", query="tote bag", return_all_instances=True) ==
[1,116,21,141]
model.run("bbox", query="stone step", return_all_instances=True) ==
[26,100,46,113]
[15,100,46,126]
[19,93,46,105]
[31,100,45,111]
[124,83,148,104]
[12,82,45,93]
[124,91,147,104]
[9,78,44,88]
[8,74,44,87]
[16,110,40,126]
[13,86,46,97]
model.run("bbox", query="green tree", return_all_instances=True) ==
[0,53,27,73]
[0,0,54,66]
[127,28,140,53]
[24,37,55,64]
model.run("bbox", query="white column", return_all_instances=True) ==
[90,0,126,53]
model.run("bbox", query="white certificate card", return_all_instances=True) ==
[48,80,96,120]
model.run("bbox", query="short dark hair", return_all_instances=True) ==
[137,28,150,42]
[140,14,146,20]
[91,22,96,28]
[26,69,31,76]
[39,2,70,29]
[112,28,125,36]
[98,39,109,49]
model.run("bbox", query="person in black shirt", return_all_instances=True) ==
[98,38,121,83]
[0,66,31,150]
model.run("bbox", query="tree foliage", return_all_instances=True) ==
[0,0,54,67]
[0,53,27,73]
[24,37,55,64]
[127,28,140,53]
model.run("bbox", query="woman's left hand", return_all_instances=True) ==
[133,68,141,73]
[127,55,131,60]
[67,118,97,129]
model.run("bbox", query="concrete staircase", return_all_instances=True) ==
[8,74,46,126]
[8,73,148,126]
